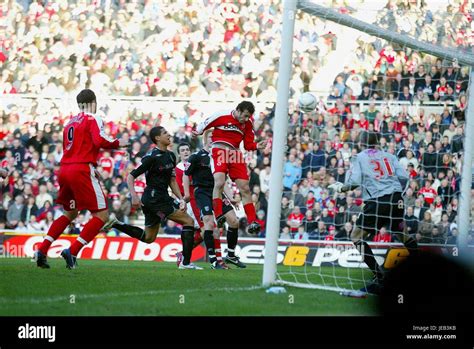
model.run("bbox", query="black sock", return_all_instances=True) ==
[181,226,194,265]
[203,230,216,263]
[355,240,381,278]
[226,227,238,257]
[112,223,146,242]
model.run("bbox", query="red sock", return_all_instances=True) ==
[38,215,71,254]
[70,216,105,256]
[193,230,203,249]
[214,237,222,261]
[244,203,257,223]
[213,198,223,218]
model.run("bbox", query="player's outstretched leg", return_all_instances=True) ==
[110,220,146,242]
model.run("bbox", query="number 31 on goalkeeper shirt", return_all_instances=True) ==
[370,158,394,179]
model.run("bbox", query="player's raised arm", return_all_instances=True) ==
[195,111,225,135]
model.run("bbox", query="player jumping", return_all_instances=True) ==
[34,89,129,269]
[329,131,419,294]
[110,126,203,270]
[184,131,246,269]
[193,101,266,235]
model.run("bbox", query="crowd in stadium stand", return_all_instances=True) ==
[1,0,471,98]
[1,0,338,99]
[1,0,473,245]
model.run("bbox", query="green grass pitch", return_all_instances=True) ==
[0,258,377,316]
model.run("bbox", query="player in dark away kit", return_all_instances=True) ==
[184,131,246,269]
[110,126,202,269]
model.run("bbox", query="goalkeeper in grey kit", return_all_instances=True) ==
[329,131,418,293]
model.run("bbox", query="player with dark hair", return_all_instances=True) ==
[184,131,246,269]
[109,126,202,269]
[329,131,419,294]
[193,101,266,235]
[34,89,129,269]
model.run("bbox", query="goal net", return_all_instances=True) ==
[264,0,474,293]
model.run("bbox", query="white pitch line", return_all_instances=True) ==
[0,285,263,305]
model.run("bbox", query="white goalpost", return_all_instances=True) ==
[263,0,474,290]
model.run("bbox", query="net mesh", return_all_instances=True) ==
[275,0,472,292]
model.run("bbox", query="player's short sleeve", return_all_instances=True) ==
[345,155,362,186]
[130,155,154,178]
[185,153,197,176]
[196,110,226,134]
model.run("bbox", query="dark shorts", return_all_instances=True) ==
[356,192,404,237]
[141,189,179,228]
[194,187,233,218]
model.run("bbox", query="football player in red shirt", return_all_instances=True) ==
[34,89,128,269]
[193,101,266,235]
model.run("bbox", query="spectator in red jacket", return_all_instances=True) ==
[373,226,392,243]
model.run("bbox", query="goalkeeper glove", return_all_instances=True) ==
[328,182,345,193]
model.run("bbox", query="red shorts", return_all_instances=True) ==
[210,147,249,181]
[56,163,108,212]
